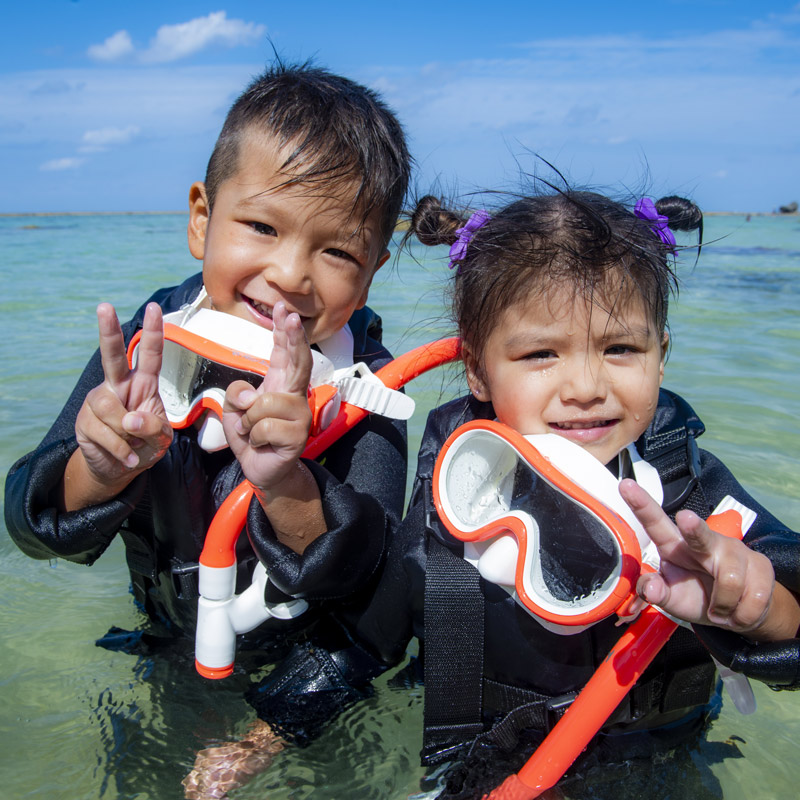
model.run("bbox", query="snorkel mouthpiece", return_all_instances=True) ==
[433,421,650,632]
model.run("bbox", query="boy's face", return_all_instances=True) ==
[188,133,389,345]
[465,283,667,466]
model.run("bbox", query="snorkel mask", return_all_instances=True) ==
[433,420,661,633]
[127,290,414,452]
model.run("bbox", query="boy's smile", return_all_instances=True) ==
[187,133,389,345]
[466,284,667,467]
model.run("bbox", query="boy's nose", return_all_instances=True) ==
[559,359,608,405]
[263,244,311,294]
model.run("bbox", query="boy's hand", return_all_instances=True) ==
[74,303,173,487]
[618,479,775,634]
[223,302,314,492]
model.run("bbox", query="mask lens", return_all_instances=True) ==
[159,339,264,420]
[443,433,518,528]
[511,462,619,606]
[193,359,262,393]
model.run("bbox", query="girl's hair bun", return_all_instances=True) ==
[655,195,703,232]
[410,195,465,247]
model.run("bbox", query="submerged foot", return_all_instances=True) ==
[182,720,285,799]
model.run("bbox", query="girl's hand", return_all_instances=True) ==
[74,302,173,487]
[222,302,314,492]
[618,478,775,634]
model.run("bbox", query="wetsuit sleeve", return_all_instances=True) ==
[3,343,147,563]
[691,450,800,688]
[3,278,201,564]
[244,432,428,744]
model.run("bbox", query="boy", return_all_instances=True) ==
[5,62,411,645]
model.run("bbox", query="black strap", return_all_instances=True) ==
[423,537,485,762]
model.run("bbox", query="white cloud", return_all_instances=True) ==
[140,12,265,64]
[86,12,266,65]
[87,30,134,62]
[80,125,140,152]
[40,157,84,171]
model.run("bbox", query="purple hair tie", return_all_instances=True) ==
[448,210,491,271]
[634,197,676,253]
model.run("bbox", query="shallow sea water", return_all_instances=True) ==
[1,213,799,799]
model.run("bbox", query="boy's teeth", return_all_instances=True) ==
[557,420,606,429]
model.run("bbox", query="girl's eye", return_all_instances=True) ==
[605,344,636,356]
[325,247,359,264]
[524,350,556,361]
[249,221,276,236]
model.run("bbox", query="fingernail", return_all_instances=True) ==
[125,452,139,469]
[238,389,256,406]
[124,413,143,432]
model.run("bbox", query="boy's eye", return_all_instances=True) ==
[523,350,556,361]
[249,221,276,236]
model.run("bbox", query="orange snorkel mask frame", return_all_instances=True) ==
[432,420,651,631]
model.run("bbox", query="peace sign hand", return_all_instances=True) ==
[74,302,173,489]
[222,302,314,493]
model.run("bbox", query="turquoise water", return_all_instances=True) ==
[1,213,799,799]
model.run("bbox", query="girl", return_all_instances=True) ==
[245,189,800,799]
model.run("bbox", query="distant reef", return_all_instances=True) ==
[0,210,187,217]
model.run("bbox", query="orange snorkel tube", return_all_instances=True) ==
[481,506,751,800]
[195,337,461,679]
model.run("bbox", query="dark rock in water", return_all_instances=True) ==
[778,201,798,213]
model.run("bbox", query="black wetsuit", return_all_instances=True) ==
[4,272,407,644]
[247,390,800,798]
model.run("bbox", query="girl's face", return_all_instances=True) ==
[466,282,668,466]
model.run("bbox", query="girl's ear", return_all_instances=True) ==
[187,182,210,261]
[463,345,491,402]
[659,331,669,384]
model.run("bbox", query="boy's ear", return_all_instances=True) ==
[356,249,391,308]
[187,182,210,261]
[463,345,491,402]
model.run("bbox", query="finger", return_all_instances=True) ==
[122,410,173,449]
[703,537,750,625]
[727,553,774,630]
[97,303,131,387]
[239,392,312,437]
[224,380,258,413]
[246,416,309,450]
[78,403,140,469]
[618,479,683,551]
[636,571,670,608]
[133,303,165,378]
[262,303,313,396]
[86,383,128,436]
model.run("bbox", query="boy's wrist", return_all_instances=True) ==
[250,460,326,554]
[59,448,139,512]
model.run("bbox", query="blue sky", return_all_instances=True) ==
[2,1,798,213]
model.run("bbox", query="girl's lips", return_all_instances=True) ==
[549,419,619,444]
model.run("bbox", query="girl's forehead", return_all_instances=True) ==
[507,278,654,328]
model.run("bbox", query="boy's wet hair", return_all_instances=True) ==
[205,61,411,249]
[410,190,702,366]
